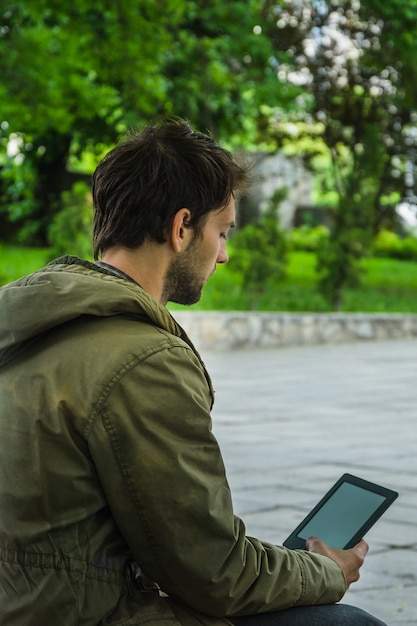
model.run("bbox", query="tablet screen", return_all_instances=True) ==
[283,474,398,550]
[297,482,386,547]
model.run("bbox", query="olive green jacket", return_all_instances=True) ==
[0,256,346,626]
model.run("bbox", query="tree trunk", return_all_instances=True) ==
[30,130,73,246]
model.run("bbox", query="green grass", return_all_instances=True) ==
[1,245,417,313]
[170,251,417,313]
[0,244,52,285]
[342,256,417,313]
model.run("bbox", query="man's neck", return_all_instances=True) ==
[95,260,140,286]
[100,245,170,304]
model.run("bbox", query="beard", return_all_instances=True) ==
[162,239,206,305]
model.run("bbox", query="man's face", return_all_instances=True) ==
[163,197,236,305]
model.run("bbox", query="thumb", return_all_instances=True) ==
[352,539,369,558]
[306,536,321,551]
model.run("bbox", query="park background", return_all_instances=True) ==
[2,0,417,312]
[1,3,417,624]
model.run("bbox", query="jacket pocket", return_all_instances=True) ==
[98,567,181,626]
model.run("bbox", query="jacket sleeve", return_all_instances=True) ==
[88,340,346,617]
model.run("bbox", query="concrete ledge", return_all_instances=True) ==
[173,311,417,351]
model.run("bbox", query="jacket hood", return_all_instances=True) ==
[0,256,182,368]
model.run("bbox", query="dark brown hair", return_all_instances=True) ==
[92,119,249,259]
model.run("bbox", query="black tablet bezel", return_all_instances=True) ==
[283,473,398,550]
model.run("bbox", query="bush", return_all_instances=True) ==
[47,182,93,260]
[286,225,330,252]
[0,158,38,243]
[317,229,366,310]
[229,222,287,291]
[229,206,287,294]
[373,229,417,261]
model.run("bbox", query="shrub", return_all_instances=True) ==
[47,182,93,260]
[229,191,287,294]
[286,225,330,252]
[373,229,417,261]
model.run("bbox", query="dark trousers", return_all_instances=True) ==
[231,603,387,626]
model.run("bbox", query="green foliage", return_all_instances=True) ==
[0,0,291,244]
[361,0,417,111]
[262,0,417,310]
[4,243,417,312]
[228,190,288,295]
[1,1,181,136]
[286,225,330,252]
[0,0,287,147]
[163,1,295,146]
[169,250,417,313]
[0,153,38,242]
[3,0,417,265]
[229,222,286,291]
[316,123,386,310]
[316,235,363,311]
[373,229,417,261]
[47,182,93,259]
[0,1,187,243]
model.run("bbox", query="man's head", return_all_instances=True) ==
[161,196,236,305]
[92,119,249,260]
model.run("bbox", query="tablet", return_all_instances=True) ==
[283,473,398,550]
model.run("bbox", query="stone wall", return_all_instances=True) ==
[173,311,417,351]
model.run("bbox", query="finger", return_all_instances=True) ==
[353,539,369,558]
[305,536,322,551]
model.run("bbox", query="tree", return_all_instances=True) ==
[360,0,417,207]
[0,0,185,243]
[260,0,417,308]
[162,1,297,144]
[0,0,289,245]
[228,188,288,303]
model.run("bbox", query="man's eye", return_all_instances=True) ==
[221,233,227,240]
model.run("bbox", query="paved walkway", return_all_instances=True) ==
[203,338,417,625]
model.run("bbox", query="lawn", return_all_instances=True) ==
[1,245,417,313]
[0,244,52,285]
[171,251,417,313]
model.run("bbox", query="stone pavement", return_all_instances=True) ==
[202,338,417,625]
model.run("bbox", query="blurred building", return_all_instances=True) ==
[237,152,313,228]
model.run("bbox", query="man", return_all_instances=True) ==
[0,120,386,625]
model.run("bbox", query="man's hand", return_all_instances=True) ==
[306,536,369,588]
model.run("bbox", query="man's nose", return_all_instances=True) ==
[217,245,229,264]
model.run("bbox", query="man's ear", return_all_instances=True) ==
[171,208,192,253]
